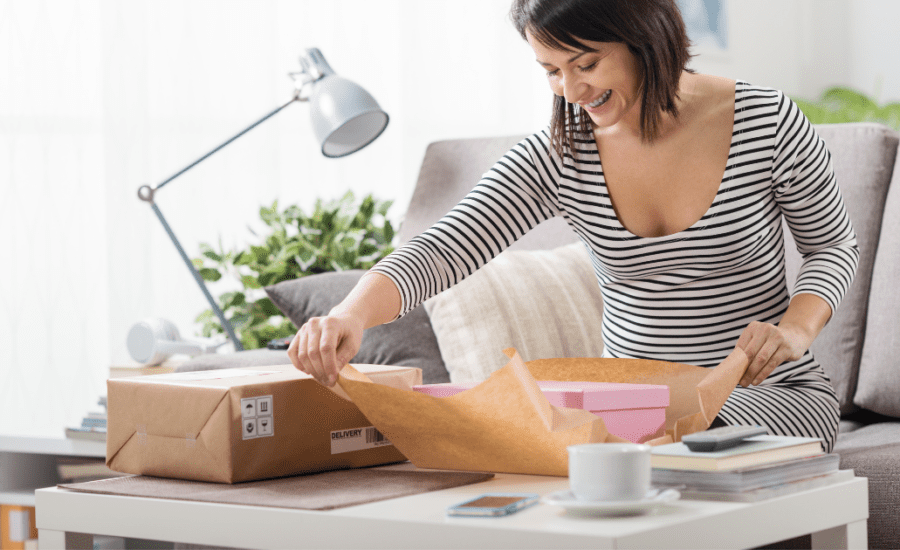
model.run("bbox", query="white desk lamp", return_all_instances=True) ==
[136,48,389,351]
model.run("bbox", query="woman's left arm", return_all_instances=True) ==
[736,92,860,386]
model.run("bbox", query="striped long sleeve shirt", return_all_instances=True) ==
[372,82,859,375]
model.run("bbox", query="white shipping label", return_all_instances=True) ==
[242,395,274,440]
[330,426,393,454]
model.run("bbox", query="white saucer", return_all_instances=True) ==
[542,488,681,516]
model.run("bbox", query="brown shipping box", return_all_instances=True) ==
[106,364,421,483]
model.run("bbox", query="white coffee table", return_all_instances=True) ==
[36,462,868,550]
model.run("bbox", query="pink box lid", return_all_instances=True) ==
[412,380,669,411]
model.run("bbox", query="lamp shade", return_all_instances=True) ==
[309,74,389,158]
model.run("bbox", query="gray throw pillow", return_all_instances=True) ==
[263,270,449,384]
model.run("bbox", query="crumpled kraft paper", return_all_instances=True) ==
[335,347,750,477]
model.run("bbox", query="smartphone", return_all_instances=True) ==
[446,493,540,517]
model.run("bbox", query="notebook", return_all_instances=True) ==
[651,435,824,471]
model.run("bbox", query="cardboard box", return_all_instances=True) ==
[413,380,670,443]
[106,364,421,483]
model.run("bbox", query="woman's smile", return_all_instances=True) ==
[583,89,613,111]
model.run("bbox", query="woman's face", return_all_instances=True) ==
[526,30,643,133]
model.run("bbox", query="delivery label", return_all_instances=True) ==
[241,395,274,440]
[330,426,393,454]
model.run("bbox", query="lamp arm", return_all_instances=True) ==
[155,96,299,193]
[137,95,301,351]
[145,200,245,351]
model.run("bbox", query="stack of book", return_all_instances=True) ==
[651,435,850,502]
[64,361,184,442]
[56,457,123,483]
[64,395,107,442]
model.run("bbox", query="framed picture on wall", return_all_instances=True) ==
[677,0,729,58]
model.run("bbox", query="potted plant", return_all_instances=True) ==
[191,191,396,349]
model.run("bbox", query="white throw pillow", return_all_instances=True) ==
[423,242,605,383]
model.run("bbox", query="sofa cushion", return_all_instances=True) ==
[264,270,449,384]
[782,124,899,415]
[422,242,604,383]
[855,137,900,417]
[833,422,900,550]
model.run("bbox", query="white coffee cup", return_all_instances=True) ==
[567,443,652,501]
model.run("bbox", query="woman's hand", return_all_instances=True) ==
[735,321,812,387]
[287,313,365,387]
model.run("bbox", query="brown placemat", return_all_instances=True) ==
[58,468,494,510]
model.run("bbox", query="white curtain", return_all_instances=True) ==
[0,0,550,437]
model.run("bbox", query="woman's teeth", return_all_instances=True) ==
[588,90,612,108]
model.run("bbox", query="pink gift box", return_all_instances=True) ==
[412,380,670,444]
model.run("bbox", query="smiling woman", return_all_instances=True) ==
[289,0,858,455]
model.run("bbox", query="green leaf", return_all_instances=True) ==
[195,309,215,323]
[257,297,282,317]
[222,292,246,309]
[231,250,250,266]
[250,245,270,263]
[240,275,262,289]
[198,268,222,282]
[230,313,252,328]
[199,243,223,262]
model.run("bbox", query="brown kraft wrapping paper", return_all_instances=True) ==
[337,347,750,477]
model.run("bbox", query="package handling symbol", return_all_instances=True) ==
[241,395,274,439]
[241,398,257,418]
[243,419,257,439]
[258,417,273,436]
[256,396,272,415]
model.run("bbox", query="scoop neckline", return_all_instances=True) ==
[591,79,742,242]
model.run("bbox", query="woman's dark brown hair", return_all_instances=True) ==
[510,0,693,156]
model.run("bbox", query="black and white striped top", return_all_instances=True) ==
[372,81,859,375]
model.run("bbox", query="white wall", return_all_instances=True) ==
[1,0,898,437]
[848,0,900,103]
[690,0,900,103]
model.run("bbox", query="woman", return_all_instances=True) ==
[288,0,858,453]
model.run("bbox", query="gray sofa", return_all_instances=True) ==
[180,122,900,550]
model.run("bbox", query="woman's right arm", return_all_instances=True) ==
[290,130,562,386]
[287,271,400,386]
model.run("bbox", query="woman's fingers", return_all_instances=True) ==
[288,315,364,388]
[753,344,793,386]
[318,321,342,386]
[737,321,783,387]
[736,320,810,387]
